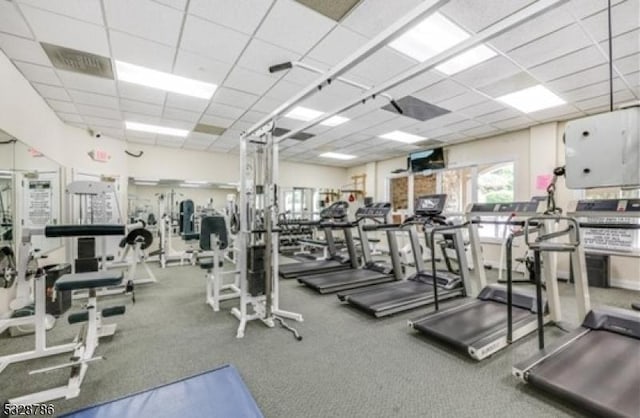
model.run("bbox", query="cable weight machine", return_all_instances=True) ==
[234,121,302,340]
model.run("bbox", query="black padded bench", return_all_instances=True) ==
[55,271,124,291]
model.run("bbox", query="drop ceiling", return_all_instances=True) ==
[0,0,638,168]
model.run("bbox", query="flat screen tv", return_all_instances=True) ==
[409,148,445,172]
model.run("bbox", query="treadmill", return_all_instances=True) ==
[279,201,358,279]
[337,194,470,317]
[514,198,640,417]
[298,202,403,294]
[409,200,562,361]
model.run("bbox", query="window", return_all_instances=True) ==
[477,162,515,204]
[441,167,473,213]
[584,187,640,200]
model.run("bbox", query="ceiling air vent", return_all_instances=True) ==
[295,0,362,21]
[273,127,315,141]
[41,42,113,79]
[194,124,226,136]
[382,96,450,122]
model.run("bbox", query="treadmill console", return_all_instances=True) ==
[356,202,391,220]
[320,201,349,220]
[571,198,640,213]
[414,194,447,216]
[469,201,542,214]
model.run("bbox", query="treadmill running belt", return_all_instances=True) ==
[299,269,391,292]
[348,281,432,310]
[528,330,640,418]
[279,259,344,278]
[412,301,532,349]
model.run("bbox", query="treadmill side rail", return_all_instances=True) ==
[512,327,590,381]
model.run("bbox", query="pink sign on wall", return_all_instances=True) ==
[536,174,553,190]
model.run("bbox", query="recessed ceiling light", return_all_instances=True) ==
[320,152,357,160]
[179,183,201,188]
[436,44,497,75]
[125,121,189,137]
[184,180,208,184]
[379,130,425,144]
[134,177,160,182]
[284,106,324,121]
[496,85,566,113]
[115,61,217,99]
[135,181,158,186]
[389,12,469,62]
[321,115,350,127]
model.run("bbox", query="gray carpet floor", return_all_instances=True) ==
[1,259,638,418]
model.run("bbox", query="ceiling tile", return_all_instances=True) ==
[156,136,184,148]
[212,87,258,109]
[68,89,119,109]
[173,49,232,85]
[570,0,626,19]
[508,24,593,68]
[76,103,122,119]
[349,47,417,85]
[187,0,273,35]
[582,0,640,42]
[163,107,202,123]
[180,15,250,63]
[478,72,538,98]
[441,0,537,32]
[120,98,163,116]
[250,95,282,113]
[444,118,483,132]
[384,71,444,99]
[547,64,610,93]
[0,1,32,37]
[574,88,635,111]
[0,33,49,65]
[20,5,109,55]
[278,56,329,86]
[531,104,583,122]
[563,78,626,102]
[238,110,267,124]
[307,25,368,66]
[127,136,156,144]
[83,115,124,129]
[14,62,61,85]
[122,112,161,124]
[436,91,488,111]
[152,0,188,11]
[98,128,126,139]
[602,28,640,60]
[18,0,104,24]
[488,4,574,52]
[474,108,522,124]
[157,119,193,130]
[104,0,183,46]
[206,103,245,120]
[615,53,640,75]
[528,46,607,81]
[414,79,469,103]
[183,141,209,151]
[118,81,166,104]
[461,125,502,138]
[32,82,70,100]
[452,56,521,89]
[457,100,508,118]
[110,30,176,72]
[236,37,300,76]
[255,0,335,54]
[46,99,77,113]
[200,114,236,128]
[224,66,278,96]
[341,0,422,37]
[164,93,209,112]
[59,71,117,95]
[56,111,84,123]
[493,115,533,130]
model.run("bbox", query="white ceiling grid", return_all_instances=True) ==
[0,0,636,167]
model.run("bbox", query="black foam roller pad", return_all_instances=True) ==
[45,224,126,237]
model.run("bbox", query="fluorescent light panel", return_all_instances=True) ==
[284,106,349,126]
[379,130,425,144]
[125,121,189,137]
[184,180,208,184]
[115,61,217,99]
[389,12,496,73]
[135,181,158,186]
[180,183,201,188]
[134,177,159,182]
[435,45,497,75]
[320,152,356,160]
[496,85,566,113]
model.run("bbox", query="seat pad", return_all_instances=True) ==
[55,271,124,291]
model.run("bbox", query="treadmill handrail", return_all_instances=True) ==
[428,221,471,311]
[525,216,580,249]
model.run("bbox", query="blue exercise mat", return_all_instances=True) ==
[59,364,263,418]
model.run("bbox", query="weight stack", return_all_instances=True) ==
[248,245,266,297]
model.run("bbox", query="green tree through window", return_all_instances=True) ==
[477,163,514,203]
